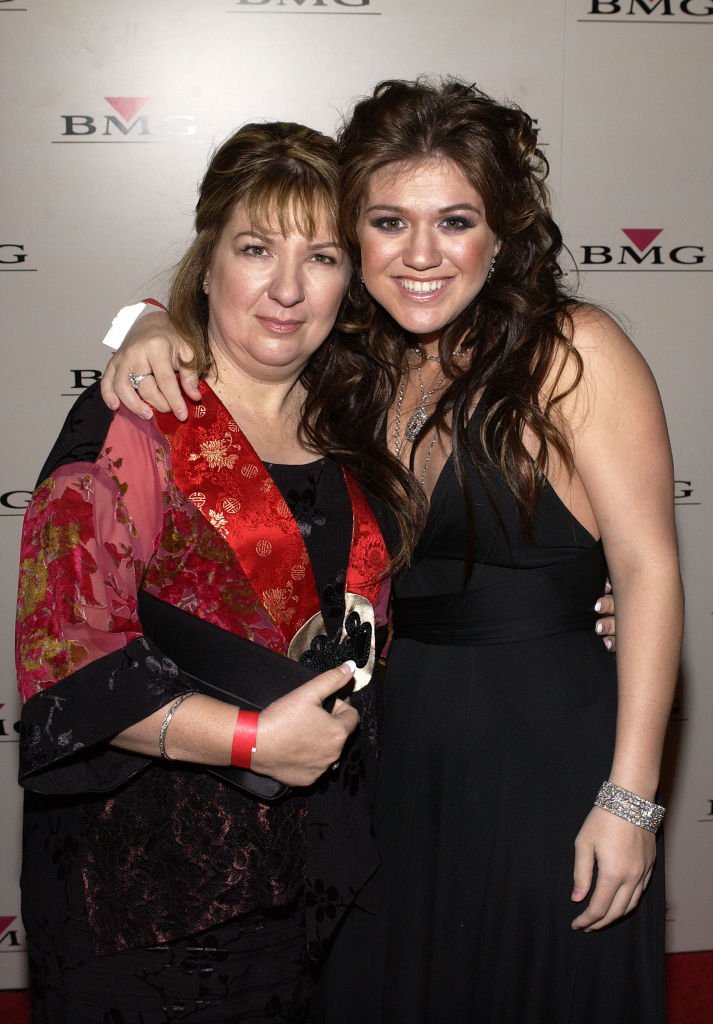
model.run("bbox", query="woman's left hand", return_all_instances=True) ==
[570,806,656,931]
[594,580,616,652]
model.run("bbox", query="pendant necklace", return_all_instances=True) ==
[391,344,466,489]
[392,357,444,485]
[392,358,445,456]
[406,359,445,441]
[415,343,469,364]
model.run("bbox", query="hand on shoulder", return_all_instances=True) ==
[100,309,200,420]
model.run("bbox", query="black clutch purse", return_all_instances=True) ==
[138,591,314,801]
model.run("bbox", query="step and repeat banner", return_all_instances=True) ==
[1,0,711,987]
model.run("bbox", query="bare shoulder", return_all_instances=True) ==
[539,304,623,406]
[568,303,646,372]
[548,304,662,440]
[568,303,657,394]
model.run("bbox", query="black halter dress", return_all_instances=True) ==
[318,398,665,1024]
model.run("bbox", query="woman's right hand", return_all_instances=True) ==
[101,310,201,420]
[251,662,359,787]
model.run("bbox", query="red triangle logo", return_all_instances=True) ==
[621,228,662,252]
[0,917,16,937]
[104,97,149,122]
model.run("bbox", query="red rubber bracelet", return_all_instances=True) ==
[231,710,259,769]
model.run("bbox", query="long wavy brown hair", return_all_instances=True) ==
[168,120,425,568]
[327,77,582,540]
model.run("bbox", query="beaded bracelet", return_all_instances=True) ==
[158,691,197,760]
[231,710,260,769]
[594,780,665,833]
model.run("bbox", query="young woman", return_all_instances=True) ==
[316,78,681,1024]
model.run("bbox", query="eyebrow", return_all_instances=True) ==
[363,203,482,215]
[233,230,341,249]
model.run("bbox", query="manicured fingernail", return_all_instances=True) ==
[142,408,153,420]
[344,660,357,674]
[595,621,603,633]
[594,600,602,612]
[604,638,613,651]
[177,408,188,421]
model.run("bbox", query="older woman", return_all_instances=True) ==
[16,121,421,1024]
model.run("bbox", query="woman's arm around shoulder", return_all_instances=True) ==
[101,308,200,420]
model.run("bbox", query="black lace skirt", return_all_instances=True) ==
[29,901,312,1024]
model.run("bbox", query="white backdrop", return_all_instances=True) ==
[1,0,711,988]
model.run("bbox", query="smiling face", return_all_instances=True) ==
[204,200,350,383]
[356,157,500,345]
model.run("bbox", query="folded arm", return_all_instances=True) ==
[17,407,357,793]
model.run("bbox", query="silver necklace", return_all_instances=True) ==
[404,359,445,442]
[416,343,468,364]
[391,375,407,461]
[391,359,444,485]
[418,428,440,487]
[392,376,440,485]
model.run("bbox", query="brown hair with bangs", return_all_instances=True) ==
[333,77,582,541]
[167,118,426,569]
[168,121,341,379]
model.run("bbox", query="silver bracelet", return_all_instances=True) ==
[158,692,197,760]
[594,780,665,833]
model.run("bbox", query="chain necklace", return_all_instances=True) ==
[392,359,443,485]
[390,345,468,488]
[418,429,440,487]
[416,343,468,364]
[405,359,446,441]
[391,374,407,461]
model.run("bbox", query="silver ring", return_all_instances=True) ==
[331,761,340,771]
[128,371,154,391]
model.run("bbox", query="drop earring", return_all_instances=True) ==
[487,256,496,282]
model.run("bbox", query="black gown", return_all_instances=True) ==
[319,401,665,1024]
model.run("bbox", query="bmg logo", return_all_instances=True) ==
[674,481,700,506]
[0,243,36,271]
[56,98,196,142]
[0,705,20,741]
[0,491,31,514]
[579,229,707,271]
[0,244,25,264]
[62,369,102,396]
[0,917,24,952]
[232,0,375,10]
[585,1,713,16]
